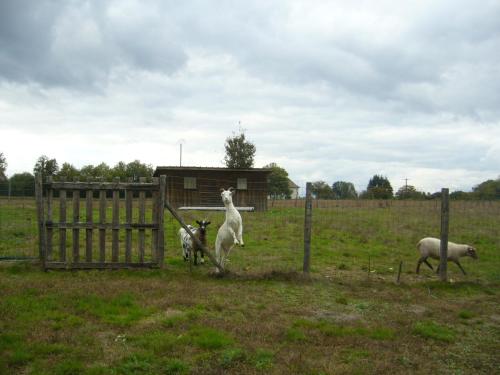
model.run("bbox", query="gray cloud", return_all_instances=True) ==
[0,0,499,193]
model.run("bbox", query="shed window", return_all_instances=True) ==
[184,177,197,190]
[237,178,247,190]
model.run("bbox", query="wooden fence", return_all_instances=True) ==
[35,175,166,270]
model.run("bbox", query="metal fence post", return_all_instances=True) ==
[439,188,449,282]
[303,182,312,274]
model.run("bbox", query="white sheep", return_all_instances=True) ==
[215,187,244,272]
[416,237,478,275]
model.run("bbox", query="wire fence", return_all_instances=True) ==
[1,194,499,280]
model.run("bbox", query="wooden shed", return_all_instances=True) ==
[153,166,271,211]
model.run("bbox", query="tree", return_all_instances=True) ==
[395,185,426,199]
[58,162,80,181]
[366,175,393,199]
[79,165,96,180]
[223,132,256,169]
[9,173,35,196]
[311,181,334,199]
[125,160,154,181]
[332,181,357,199]
[450,190,472,200]
[111,161,128,180]
[472,178,500,200]
[264,162,291,199]
[33,155,59,179]
[0,152,7,181]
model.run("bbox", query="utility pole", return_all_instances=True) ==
[403,178,410,198]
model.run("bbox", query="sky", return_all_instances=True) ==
[1,0,499,194]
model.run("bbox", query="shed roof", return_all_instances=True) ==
[288,178,299,189]
[154,166,272,176]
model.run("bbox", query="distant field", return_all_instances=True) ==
[0,198,499,374]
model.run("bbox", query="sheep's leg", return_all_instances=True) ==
[416,256,429,274]
[454,260,467,275]
[424,259,433,270]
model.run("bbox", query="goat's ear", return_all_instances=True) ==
[196,220,201,226]
[206,221,211,225]
[228,187,235,193]
[220,188,225,193]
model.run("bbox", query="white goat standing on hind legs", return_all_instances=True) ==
[215,187,244,273]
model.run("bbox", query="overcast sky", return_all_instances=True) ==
[1,0,499,194]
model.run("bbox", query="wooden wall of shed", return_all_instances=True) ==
[159,169,268,211]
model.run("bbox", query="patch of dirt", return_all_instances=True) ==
[407,305,427,315]
[489,314,500,323]
[316,311,363,323]
[136,308,185,327]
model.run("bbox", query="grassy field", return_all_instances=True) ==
[0,198,499,374]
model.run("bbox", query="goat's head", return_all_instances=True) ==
[195,220,211,234]
[220,187,235,205]
[466,246,478,259]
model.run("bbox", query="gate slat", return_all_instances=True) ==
[46,177,53,260]
[138,177,146,263]
[151,177,159,262]
[99,190,106,262]
[112,178,120,262]
[158,175,166,266]
[72,188,80,263]
[59,189,67,262]
[86,189,93,262]
[125,188,133,263]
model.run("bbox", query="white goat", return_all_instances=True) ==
[416,237,478,275]
[215,187,244,272]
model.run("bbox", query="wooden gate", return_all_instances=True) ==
[35,175,166,270]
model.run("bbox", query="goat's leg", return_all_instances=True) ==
[237,223,244,247]
[194,248,198,266]
[228,227,239,246]
[200,250,205,264]
[215,241,222,273]
[454,260,467,275]
[220,245,234,267]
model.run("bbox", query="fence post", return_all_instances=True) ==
[303,182,312,274]
[158,175,166,267]
[35,174,46,270]
[439,188,449,282]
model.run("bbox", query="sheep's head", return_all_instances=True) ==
[467,246,478,259]
[220,187,235,205]
[196,220,211,234]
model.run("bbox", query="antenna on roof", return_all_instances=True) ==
[177,139,186,167]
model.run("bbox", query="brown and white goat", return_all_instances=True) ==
[179,220,211,265]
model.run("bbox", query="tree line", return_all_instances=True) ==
[0,154,154,196]
[310,174,500,200]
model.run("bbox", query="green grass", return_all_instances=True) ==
[413,321,457,342]
[0,198,499,374]
[75,292,153,327]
